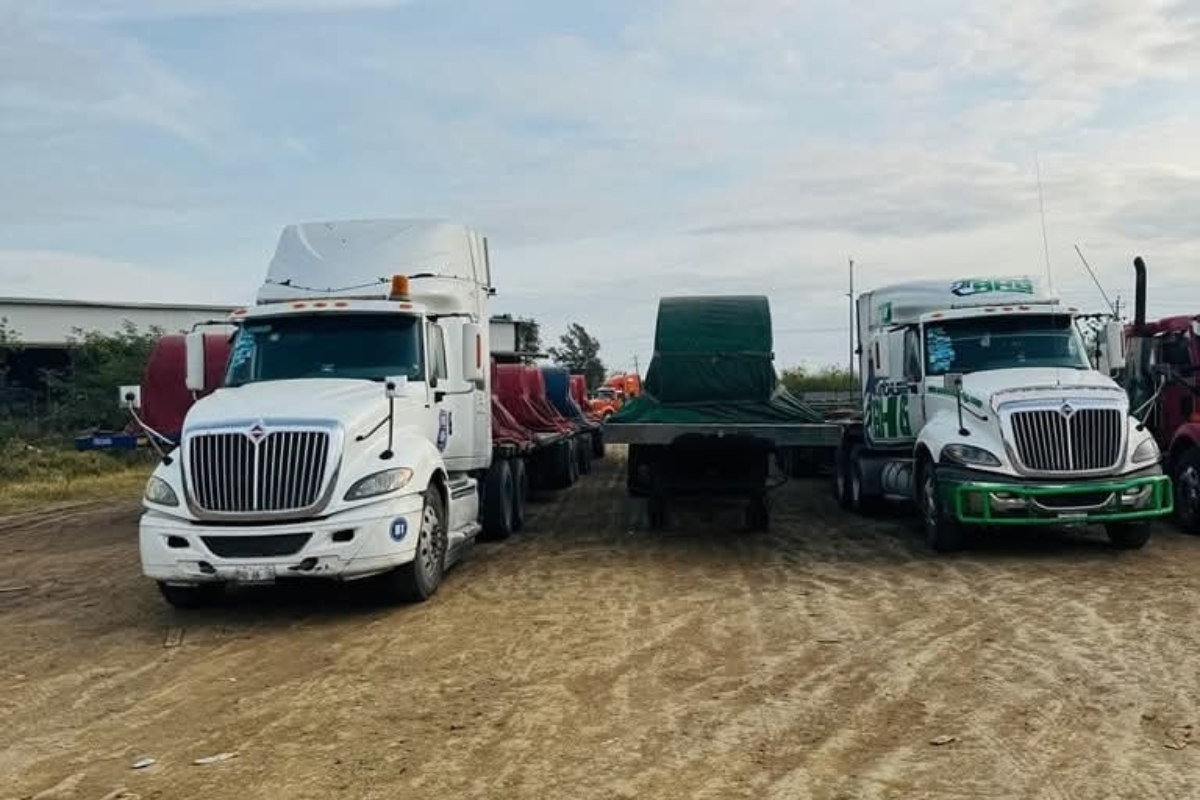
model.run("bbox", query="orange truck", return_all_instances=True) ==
[589,373,642,419]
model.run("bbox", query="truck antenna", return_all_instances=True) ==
[848,258,856,393]
[1036,153,1053,292]
[1073,244,1117,315]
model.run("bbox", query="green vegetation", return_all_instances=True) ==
[780,365,857,394]
[549,323,606,388]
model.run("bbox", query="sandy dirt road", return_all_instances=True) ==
[3,449,1200,800]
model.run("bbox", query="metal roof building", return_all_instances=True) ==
[0,297,235,347]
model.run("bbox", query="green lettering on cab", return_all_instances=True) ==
[869,393,912,440]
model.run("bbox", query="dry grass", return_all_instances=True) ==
[0,464,151,515]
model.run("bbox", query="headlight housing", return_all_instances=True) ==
[943,443,1002,467]
[144,475,179,507]
[1132,437,1161,465]
[344,467,414,500]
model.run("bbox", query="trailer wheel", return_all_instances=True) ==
[1105,523,1151,550]
[746,495,770,532]
[481,460,515,541]
[834,442,854,509]
[1173,448,1200,534]
[375,487,447,603]
[592,429,606,459]
[627,445,649,497]
[919,458,965,553]
[849,449,883,515]
[157,582,225,609]
[551,440,575,489]
[577,435,593,476]
[567,439,580,485]
[648,492,669,530]
[511,457,529,532]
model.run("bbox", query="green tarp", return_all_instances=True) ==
[611,295,825,425]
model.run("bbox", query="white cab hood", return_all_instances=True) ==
[956,368,1126,410]
[183,379,402,434]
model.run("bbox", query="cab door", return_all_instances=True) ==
[903,326,927,438]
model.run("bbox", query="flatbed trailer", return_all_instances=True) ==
[607,421,842,530]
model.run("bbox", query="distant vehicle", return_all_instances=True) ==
[840,275,1171,551]
[588,373,642,418]
[126,219,576,608]
[1120,257,1200,533]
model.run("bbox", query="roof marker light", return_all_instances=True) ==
[292,302,307,309]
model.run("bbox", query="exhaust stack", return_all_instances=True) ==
[1133,256,1147,334]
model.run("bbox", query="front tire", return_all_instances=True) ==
[1173,448,1200,534]
[157,582,224,609]
[1106,522,1151,550]
[375,488,447,603]
[919,459,966,553]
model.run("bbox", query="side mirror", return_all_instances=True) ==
[462,322,483,386]
[119,385,142,410]
[1103,320,1127,372]
[385,375,409,399]
[184,331,206,393]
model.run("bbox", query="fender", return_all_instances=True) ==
[915,409,1008,470]
[1169,423,1200,467]
[336,427,447,506]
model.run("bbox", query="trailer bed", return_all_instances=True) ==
[605,421,842,447]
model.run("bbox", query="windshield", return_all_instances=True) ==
[225,314,423,386]
[596,388,616,399]
[924,315,1087,376]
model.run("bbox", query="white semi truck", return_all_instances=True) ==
[133,219,530,606]
[837,276,1173,551]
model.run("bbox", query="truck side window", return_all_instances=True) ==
[429,324,448,383]
[903,327,923,380]
[1159,333,1191,368]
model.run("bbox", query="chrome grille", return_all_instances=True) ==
[188,430,331,514]
[1009,408,1123,474]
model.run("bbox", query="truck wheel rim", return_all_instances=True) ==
[1182,466,1200,517]
[419,504,443,579]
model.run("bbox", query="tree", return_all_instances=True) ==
[549,323,606,388]
[517,319,542,356]
[41,321,164,432]
[0,317,19,384]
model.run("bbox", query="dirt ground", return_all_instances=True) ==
[3,448,1199,800]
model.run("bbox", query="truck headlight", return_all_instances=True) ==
[1132,437,1161,464]
[345,468,414,500]
[943,444,1002,467]
[144,476,179,507]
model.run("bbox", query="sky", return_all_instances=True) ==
[4,0,1200,374]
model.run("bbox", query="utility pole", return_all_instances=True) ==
[633,354,640,377]
[848,258,856,394]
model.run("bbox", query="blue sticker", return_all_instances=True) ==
[389,518,408,542]
[436,409,450,452]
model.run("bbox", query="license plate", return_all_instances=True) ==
[231,565,276,584]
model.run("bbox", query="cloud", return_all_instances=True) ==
[0,251,247,305]
[28,0,419,21]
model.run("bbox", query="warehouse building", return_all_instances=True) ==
[0,296,235,400]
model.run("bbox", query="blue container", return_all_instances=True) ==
[541,367,587,421]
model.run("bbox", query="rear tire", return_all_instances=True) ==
[1106,522,1151,550]
[552,440,575,489]
[567,439,580,485]
[481,460,514,541]
[1173,448,1200,534]
[746,495,770,531]
[157,582,224,609]
[577,435,593,476]
[849,449,884,515]
[835,442,854,509]
[919,459,966,553]
[511,458,528,532]
[648,492,668,530]
[627,445,649,497]
[592,430,606,459]
[374,488,447,603]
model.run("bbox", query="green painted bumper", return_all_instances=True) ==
[951,475,1174,526]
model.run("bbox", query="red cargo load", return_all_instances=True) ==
[495,364,572,433]
[141,333,231,440]
[521,366,576,432]
[490,360,535,448]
